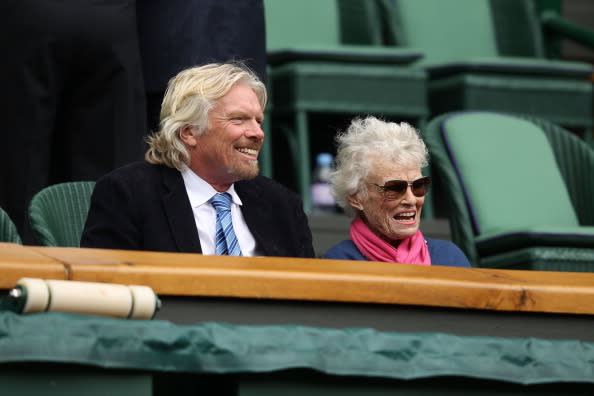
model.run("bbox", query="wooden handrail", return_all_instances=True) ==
[2,242,594,315]
[0,243,68,283]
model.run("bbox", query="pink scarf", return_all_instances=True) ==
[350,215,431,265]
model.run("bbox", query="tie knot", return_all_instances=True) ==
[210,192,232,213]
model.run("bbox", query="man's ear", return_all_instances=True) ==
[179,125,197,147]
[348,193,364,211]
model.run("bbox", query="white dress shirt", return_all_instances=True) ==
[181,167,259,256]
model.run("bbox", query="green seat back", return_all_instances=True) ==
[383,0,498,64]
[0,207,21,244]
[530,115,594,225]
[29,181,96,247]
[266,0,422,64]
[489,0,545,57]
[337,0,386,46]
[441,112,579,236]
[265,0,341,50]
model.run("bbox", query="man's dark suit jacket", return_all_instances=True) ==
[81,162,315,258]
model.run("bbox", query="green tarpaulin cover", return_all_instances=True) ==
[0,311,593,384]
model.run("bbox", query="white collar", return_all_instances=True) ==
[180,167,243,208]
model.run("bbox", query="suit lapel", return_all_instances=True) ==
[161,167,202,253]
[236,179,277,256]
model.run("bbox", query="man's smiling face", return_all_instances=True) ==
[184,83,265,191]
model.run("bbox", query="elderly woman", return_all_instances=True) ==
[322,116,471,267]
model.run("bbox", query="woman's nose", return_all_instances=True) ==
[400,185,417,202]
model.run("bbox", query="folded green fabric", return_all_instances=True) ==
[0,311,593,385]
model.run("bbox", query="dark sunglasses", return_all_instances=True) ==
[368,176,431,200]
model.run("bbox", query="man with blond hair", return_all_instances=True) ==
[81,62,314,258]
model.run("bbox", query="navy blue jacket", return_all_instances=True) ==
[322,238,472,267]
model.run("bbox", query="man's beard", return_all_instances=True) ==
[228,159,259,181]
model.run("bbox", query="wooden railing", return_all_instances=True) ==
[2,242,594,315]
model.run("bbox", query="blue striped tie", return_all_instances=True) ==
[209,193,242,256]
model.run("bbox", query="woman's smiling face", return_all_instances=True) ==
[349,162,425,244]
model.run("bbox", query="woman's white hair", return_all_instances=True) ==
[332,116,428,216]
[145,62,267,169]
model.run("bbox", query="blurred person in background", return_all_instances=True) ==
[136,0,267,133]
[0,0,146,244]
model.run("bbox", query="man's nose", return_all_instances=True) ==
[246,119,265,140]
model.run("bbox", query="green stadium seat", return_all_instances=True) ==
[374,0,592,132]
[424,111,594,271]
[28,181,95,247]
[265,0,429,212]
[0,207,21,244]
